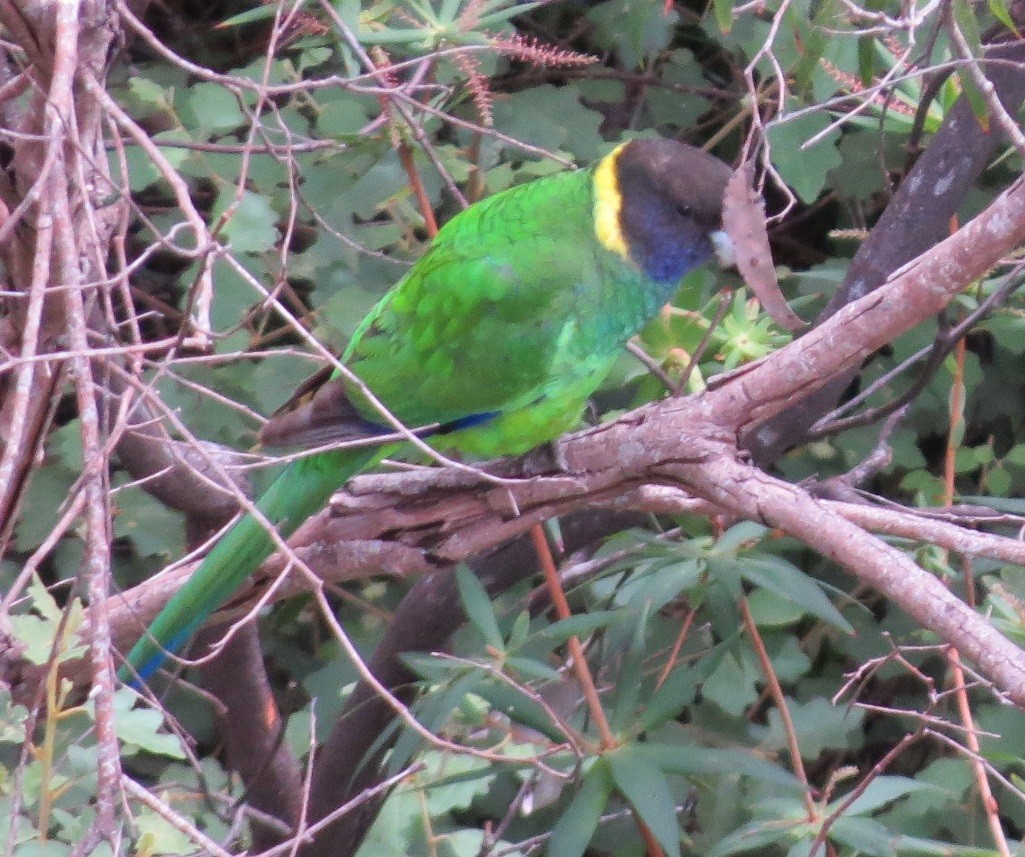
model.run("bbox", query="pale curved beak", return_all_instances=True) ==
[711,229,736,268]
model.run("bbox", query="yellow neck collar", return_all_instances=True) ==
[592,142,631,261]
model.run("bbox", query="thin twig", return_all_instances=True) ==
[739,596,816,819]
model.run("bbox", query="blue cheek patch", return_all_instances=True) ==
[625,202,712,284]
[634,214,712,282]
[643,243,711,283]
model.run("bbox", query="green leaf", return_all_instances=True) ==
[469,1,541,27]
[954,444,992,473]
[219,3,287,27]
[715,521,768,553]
[956,70,991,131]
[471,679,566,743]
[827,776,939,816]
[0,689,28,744]
[958,495,1025,513]
[639,664,702,732]
[732,555,853,632]
[534,610,622,648]
[654,744,801,788]
[857,36,876,87]
[113,484,185,559]
[135,807,197,855]
[614,559,702,613]
[988,0,1020,34]
[395,671,483,771]
[507,610,530,651]
[764,697,864,757]
[706,817,804,857]
[639,638,731,731]
[420,752,496,815]
[456,565,503,650]
[16,433,78,552]
[355,780,420,857]
[953,0,983,55]
[122,129,193,192]
[607,744,681,857]
[767,111,842,203]
[182,82,245,135]
[112,691,187,759]
[586,0,677,68]
[318,98,371,139]
[702,648,758,716]
[126,75,170,112]
[645,51,712,131]
[827,816,896,856]
[610,604,649,733]
[713,0,734,33]
[746,587,805,627]
[986,465,1011,496]
[26,572,62,623]
[950,0,988,128]
[504,655,562,683]
[491,86,604,161]
[214,189,278,254]
[548,759,613,857]
[8,578,85,666]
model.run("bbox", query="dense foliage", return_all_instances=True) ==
[2,1,1025,856]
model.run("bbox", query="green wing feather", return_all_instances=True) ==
[342,166,654,455]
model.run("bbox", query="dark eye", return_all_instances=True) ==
[675,202,691,217]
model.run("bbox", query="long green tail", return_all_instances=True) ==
[119,445,384,684]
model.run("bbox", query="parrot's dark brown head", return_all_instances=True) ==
[593,138,733,283]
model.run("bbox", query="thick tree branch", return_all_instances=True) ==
[746,33,1025,463]
[663,446,1025,705]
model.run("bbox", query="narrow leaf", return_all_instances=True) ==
[607,744,682,857]
[988,0,1020,34]
[610,604,650,733]
[713,0,734,33]
[473,681,567,743]
[857,36,876,87]
[735,555,853,632]
[825,776,940,816]
[654,744,801,788]
[706,819,800,857]
[504,655,562,683]
[535,610,623,647]
[640,638,732,731]
[548,759,613,857]
[456,564,504,650]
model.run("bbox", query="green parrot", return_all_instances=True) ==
[120,138,734,683]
